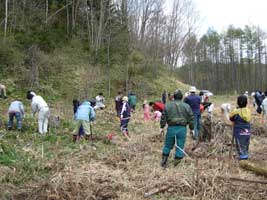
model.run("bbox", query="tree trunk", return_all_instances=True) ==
[46,0,49,25]
[4,0,8,42]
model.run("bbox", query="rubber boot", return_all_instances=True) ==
[123,131,130,139]
[173,157,182,166]
[160,155,168,168]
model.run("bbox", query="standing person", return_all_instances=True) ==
[261,94,267,124]
[95,93,105,110]
[254,91,264,114]
[229,95,251,160]
[73,100,95,138]
[162,91,167,104]
[221,103,231,120]
[120,96,131,139]
[128,92,137,112]
[160,90,194,167]
[115,92,123,117]
[184,86,201,140]
[72,99,84,141]
[27,91,50,134]
[143,100,150,122]
[0,84,7,99]
[7,99,25,131]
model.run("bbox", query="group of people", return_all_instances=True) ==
[159,86,253,167]
[5,91,50,134]
[1,83,256,168]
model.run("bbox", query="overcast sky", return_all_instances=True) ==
[165,0,267,35]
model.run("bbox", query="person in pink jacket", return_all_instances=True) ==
[143,100,150,122]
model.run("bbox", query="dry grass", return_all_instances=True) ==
[1,100,267,200]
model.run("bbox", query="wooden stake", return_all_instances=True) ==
[144,185,171,198]
[217,175,267,184]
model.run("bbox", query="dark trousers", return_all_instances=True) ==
[120,118,130,132]
[235,135,250,160]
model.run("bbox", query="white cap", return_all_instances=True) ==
[189,86,197,93]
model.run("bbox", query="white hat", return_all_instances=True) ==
[122,96,128,102]
[189,86,197,93]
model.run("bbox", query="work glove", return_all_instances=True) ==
[120,115,123,120]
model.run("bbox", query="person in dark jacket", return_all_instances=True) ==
[160,90,194,167]
[184,86,201,140]
[115,92,123,117]
[120,96,131,139]
[254,91,264,114]
[162,91,167,104]
[229,95,251,160]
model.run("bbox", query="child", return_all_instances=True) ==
[229,95,251,160]
[154,110,162,121]
[120,96,131,139]
[8,99,25,130]
[143,100,150,122]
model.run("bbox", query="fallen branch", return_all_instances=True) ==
[217,175,267,184]
[239,160,267,177]
[144,185,171,198]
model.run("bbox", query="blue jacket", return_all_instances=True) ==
[121,102,131,119]
[184,94,201,115]
[230,108,251,138]
[75,101,96,122]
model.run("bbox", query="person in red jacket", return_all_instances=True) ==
[149,101,165,112]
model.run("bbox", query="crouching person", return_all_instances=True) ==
[27,91,50,134]
[160,90,194,167]
[229,95,251,160]
[8,99,25,131]
[74,100,95,140]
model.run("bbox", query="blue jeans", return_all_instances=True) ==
[193,114,201,139]
[162,126,187,158]
[8,112,22,130]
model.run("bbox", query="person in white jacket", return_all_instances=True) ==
[220,103,231,121]
[261,95,267,123]
[27,91,50,134]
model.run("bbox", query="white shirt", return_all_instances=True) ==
[261,98,267,113]
[31,95,48,114]
[221,103,231,112]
